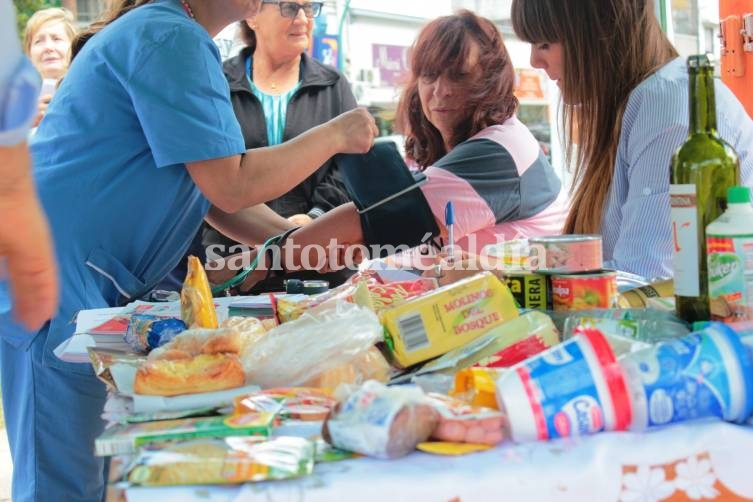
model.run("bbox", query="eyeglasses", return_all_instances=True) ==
[262,1,323,19]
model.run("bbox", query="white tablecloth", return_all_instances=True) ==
[125,420,753,502]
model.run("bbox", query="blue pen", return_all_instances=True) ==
[445,201,455,264]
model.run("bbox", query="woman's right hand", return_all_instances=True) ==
[329,108,378,154]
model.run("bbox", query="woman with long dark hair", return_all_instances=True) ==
[511,0,753,278]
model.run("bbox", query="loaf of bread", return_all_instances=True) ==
[148,326,258,361]
[303,347,391,389]
[134,354,245,396]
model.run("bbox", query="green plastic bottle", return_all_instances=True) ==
[670,54,740,323]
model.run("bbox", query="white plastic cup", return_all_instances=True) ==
[495,328,632,442]
[620,323,753,430]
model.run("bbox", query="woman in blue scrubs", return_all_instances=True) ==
[0,1,377,500]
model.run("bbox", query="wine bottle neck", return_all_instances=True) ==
[688,66,718,136]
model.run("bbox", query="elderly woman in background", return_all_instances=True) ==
[23,7,76,126]
[205,0,355,234]
[185,0,359,292]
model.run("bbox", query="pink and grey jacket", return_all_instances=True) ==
[420,117,567,252]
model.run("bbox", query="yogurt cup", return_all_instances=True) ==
[495,328,632,442]
[620,323,753,430]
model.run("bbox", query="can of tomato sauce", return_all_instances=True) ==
[551,271,618,312]
[529,235,603,273]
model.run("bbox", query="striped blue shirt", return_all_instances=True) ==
[602,57,753,279]
[246,56,301,146]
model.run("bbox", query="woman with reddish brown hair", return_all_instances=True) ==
[208,10,567,291]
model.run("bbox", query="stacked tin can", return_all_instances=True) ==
[503,235,618,312]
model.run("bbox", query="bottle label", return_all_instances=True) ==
[707,234,753,320]
[670,184,700,296]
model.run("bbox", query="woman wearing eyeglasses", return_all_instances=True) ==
[199,0,358,289]
[0,0,377,501]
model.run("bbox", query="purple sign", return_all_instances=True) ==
[372,44,409,86]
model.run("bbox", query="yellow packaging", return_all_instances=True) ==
[380,273,518,368]
[450,367,504,410]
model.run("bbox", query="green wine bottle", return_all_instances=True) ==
[670,54,740,323]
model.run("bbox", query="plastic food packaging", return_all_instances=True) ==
[549,308,689,341]
[124,314,187,353]
[450,367,506,410]
[322,380,439,459]
[234,388,336,422]
[620,322,753,430]
[181,255,219,329]
[242,301,384,389]
[275,280,360,323]
[496,328,632,442]
[88,348,146,391]
[416,311,560,376]
[425,393,507,446]
[126,436,315,486]
[95,412,277,456]
[353,278,438,314]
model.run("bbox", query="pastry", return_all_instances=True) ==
[134,354,245,396]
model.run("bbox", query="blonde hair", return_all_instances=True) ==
[512,0,677,234]
[23,8,77,56]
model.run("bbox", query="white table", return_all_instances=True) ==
[123,420,753,502]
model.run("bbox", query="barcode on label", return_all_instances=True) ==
[95,437,134,457]
[397,312,429,352]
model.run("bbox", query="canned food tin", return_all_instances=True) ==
[529,235,603,273]
[551,271,618,312]
[502,271,549,309]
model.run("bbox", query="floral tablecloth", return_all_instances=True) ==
[123,419,753,502]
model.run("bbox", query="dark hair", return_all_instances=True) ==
[512,0,677,234]
[238,20,258,53]
[396,10,518,168]
[71,0,151,60]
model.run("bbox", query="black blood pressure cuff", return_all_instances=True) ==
[335,142,440,255]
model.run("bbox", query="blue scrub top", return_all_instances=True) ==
[0,0,245,363]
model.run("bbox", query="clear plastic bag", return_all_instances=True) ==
[322,380,439,459]
[242,301,386,389]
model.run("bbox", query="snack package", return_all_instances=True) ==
[275,281,360,323]
[450,367,506,410]
[95,412,277,456]
[322,380,439,459]
[243,301,384,389]
[425,393,507,446]
[234,388,336,422]
[181,255,219,329]
[88,348,146,391]
[126,436,314,486]
[124,314,187,353]
[380,272,519,368]
[353,278,438,314]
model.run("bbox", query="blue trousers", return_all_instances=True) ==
[1,328,108,501]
